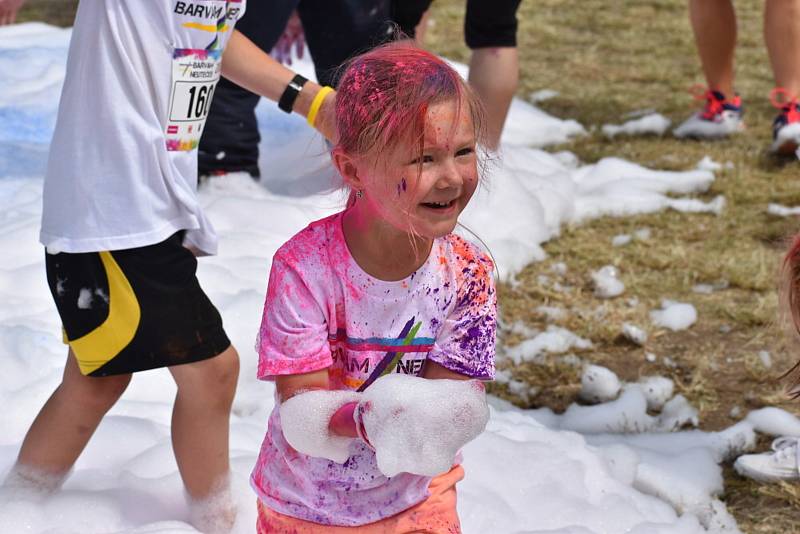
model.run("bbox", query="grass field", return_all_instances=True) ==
[420,1,800,531]
[17,0,800,531]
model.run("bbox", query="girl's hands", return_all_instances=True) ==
[328,401,359,438]
[359,374,489,477]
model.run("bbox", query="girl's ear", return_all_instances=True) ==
[332,148,366,192]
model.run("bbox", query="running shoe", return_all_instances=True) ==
[734,436,800,482]
[673,87,744,139]
[770,88,800,155]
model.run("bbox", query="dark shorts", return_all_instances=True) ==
[45,233,231,377]
[393,0,523,48]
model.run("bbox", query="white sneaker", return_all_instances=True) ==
[734,436,800,482]
[673,90,744,139]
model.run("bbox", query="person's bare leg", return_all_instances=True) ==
[169,345,239,532]
[765,0,800,95]
[689,0,737,96]
[9,350,131,489]
[468,47,518,150]
[414,10,431,45]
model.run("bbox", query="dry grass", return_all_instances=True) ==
[19,0,800,531]
[421,1,800,532]
[17,0,77,27]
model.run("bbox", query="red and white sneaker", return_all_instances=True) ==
[770,88,800,155]
[673,87,745,139]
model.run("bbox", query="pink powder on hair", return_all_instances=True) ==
[334,41,485,172]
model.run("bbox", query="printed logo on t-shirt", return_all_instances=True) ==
[174,0,244,50]
[328,317,434,391]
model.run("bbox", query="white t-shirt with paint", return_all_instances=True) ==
[40,0,246,254]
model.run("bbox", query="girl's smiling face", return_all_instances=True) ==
[344,99,479,240]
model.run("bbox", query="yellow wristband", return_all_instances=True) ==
[307,86,334,128]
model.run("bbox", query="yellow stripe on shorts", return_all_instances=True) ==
[67,251,141,375]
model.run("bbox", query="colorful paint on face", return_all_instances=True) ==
[353,100,479,241]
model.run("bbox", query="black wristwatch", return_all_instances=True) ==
[278,74,309,113]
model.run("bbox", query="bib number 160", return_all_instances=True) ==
[170,81,216,122]
[186,83,214,119]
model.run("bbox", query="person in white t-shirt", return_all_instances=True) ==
[5,1,335,532]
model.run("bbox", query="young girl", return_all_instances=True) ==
[250,42,497,532]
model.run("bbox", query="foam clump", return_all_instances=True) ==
[622,323,647,346]
[745,407,800,437]
[650,300,697,331]
[187,478,237,534]
[602,113,671,138]
[638,376,674,411]
[279,389,361,463]
[360,374,489,477]
[591,265,624,298]
[579,365,621,404]
[503,326,592,365]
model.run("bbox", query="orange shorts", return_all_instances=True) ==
[256,465,464,533]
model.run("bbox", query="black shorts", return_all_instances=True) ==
[45,233,231,377]
[393,0,523,48]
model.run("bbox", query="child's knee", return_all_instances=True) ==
[178,347,239,410]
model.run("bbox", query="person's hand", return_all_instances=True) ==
[271,10,304,65]
[0,0,25,26]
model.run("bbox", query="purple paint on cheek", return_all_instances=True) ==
[402,177,407,191]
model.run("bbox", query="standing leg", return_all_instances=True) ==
[169,346,239,533]
[468,48,519,150]
[464,0,523,150]
[765,0,800,152]
[764,0,800,95]
[8,350,131,490]
[689,0,737,96]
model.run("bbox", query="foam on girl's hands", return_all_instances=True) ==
[359,374,489,477]
[279,390,362,463]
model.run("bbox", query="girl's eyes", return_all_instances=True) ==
[409,147,474,164]
[409,155,434,165]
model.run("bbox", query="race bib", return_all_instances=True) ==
[165,48,222,152]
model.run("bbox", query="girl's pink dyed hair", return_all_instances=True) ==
[781,234,800,397]
[335,41,485,167]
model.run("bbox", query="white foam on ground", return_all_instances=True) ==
[592,265,625,298]
[767,203,800,217]
[602,113,671,138]
[0,22,763,533]
[579,365,621,403]
[651,300,698,331]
